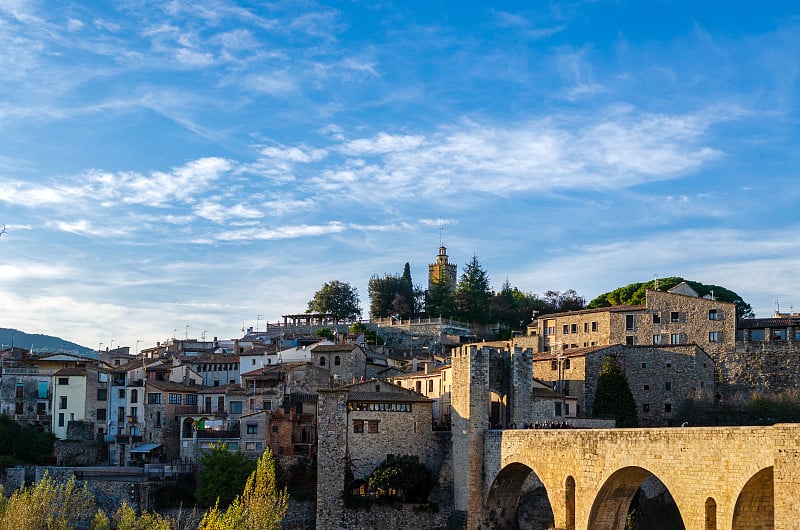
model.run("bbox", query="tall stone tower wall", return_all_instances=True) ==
[316,388,349,529]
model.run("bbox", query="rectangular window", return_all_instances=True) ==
[247,424,258,434]
[246,442,256,450]
[148,393,162,404]
[185,394,198,405]
[564,403,570,416]
[671,334,682,345]
[643,384,650,391]
[97,388,107,401]
[130,407,138,420]
[625,336,634,346]
[708,309,718,321]
[263,400,272,411]
[626,314,635,331]
[562,324,569,334]
[97,408,107,421]
[118,389,125,399]
[15,402,23,415]
[564,359,570,370]
[642,362,647,369]
[671,312,681,323]
[664,403,672,413]
[750,329,765,341]
[551,360,558,370]
[38,381,48,399]
[416,381,422,393]
[584,323,589,332]
[230,401,243,414]
[58,377,69,386]
[15,384,23,399]
[353,420,364,433]
[367,420,379,433]
[652,312,661,324]
[771,328,787,341]
[37,403,46,416]
[642,404,650,413]
[59,396,67,409]
[653,334,662,345]
[570,323,578,334]
[665,381,672,391]
[591,321,598,332]
[58,413,65,427]
[555,402,562,416]
[709,331,720,343]
[168,393,181,404]
[428,380,434,392]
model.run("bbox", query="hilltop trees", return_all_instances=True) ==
[588,277,753,319]
[454,255,492,324]
[367,263,420,320]
[307,280,361,322]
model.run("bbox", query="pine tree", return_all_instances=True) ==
[454,255,492,324]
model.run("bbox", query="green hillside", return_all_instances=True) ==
[0,328,97,358]
[586,277,753,320]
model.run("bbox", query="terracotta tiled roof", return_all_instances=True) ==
[738,317,800,329]
[54,367,86,376]
[347,391,431,403]
[145,380,200,393]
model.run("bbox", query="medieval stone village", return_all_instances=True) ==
[1,244,798,530]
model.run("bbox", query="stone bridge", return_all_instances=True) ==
[451,344,800,529]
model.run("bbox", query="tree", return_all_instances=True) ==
[367,454,433,503]
[196,443,257,508]
[491,280,548,339]
[349,322,383,346]
[198,448,288,530]
[587,277,753,319]
[593,356,639,427]
[542,289,586,313]
[454,255,492,324]
[425,275,456,318]
[307,280,361,322]
[0,473,97,530]
[316,327,334,341]
[367,263,419,320]
[0,414,56,467]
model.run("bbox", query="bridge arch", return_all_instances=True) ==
[485,462,555,530]
[587,466,686,530]
[732,467,773,530]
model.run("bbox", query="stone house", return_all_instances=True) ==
[319,379,436,481]
[0,360,55,431]
[181,353,240,387]
[522,288,735,365]
[310,343,367,384]
[532,344,715,426]
[143,380,199,461]
[387,362,452,429]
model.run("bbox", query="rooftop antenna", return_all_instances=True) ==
[185,325,190,340]
[776,300,781,314]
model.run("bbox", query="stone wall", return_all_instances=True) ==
[720,340,800,394]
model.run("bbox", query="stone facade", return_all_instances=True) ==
[533,344,715,426]
[524,289,735,362]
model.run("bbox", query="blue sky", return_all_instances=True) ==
[1,1,799,350]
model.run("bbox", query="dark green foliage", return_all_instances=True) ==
[316,327,334,340]
[349,322,384,346]
[307,280,361,322]
[491,280,549,338]
[425,275,456,318]
[454,255,492,324]
[367,264,417,320]
[587,277,753,319]
[195,443,256,508]
[542,289,586,313]
[0,414,56,466]
[593,357,639,427]
[367,454,433,502]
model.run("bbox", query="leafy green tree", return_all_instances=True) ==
[0,414,56,466]
[198,448,288,530]
[113,502,173,530]
[196,443,256,508]
[593,356,639,427]
[349,322,384,346]
[316,327,334,341]
[587,277,753,319]
[367,454,433,502]
[491,280,550,338]
[307,280,361,322]
[542,289,585,313]
[454,255,492,324]
[367,263,419,319]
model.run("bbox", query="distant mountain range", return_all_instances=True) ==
[0,328,97,358]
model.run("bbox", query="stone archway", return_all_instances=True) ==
[732,467,773,530]
[587,466,686,530]
[486,463,554,530]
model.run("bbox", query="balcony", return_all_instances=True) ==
[173,404,198,415]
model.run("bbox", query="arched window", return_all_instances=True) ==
[334,356,341,366]
[320,356,326,366]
